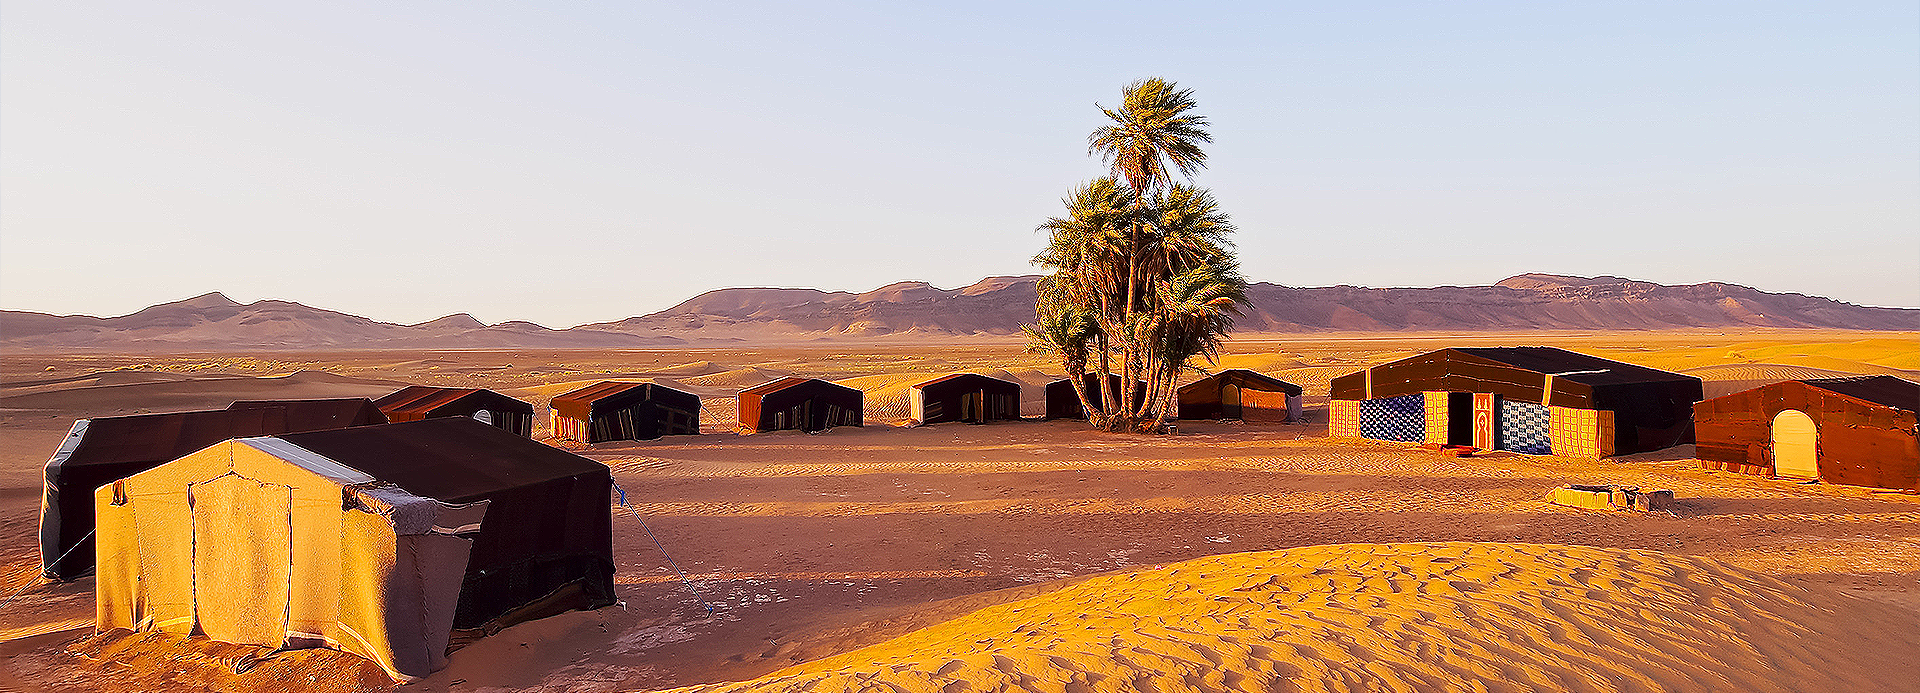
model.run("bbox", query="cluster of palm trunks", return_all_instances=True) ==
[36,351,1920,680]
[1039,369,1304,423]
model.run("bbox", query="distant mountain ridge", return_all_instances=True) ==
[2,274,1912,350]
[0,292,677,350]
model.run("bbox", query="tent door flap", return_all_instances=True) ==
[190,475,294,646]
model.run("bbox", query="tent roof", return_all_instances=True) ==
[1801,375,1920,413]
[739,377,804,396]
[225,398,387,428]
[551,381,649,407]
[739,377,848,396]
[277,418,606,504]
[372,386,530,416]
[61,402,380,470]
[1180,368,1302,395]
[912,372,1019,390]
[1450,347,1694,386]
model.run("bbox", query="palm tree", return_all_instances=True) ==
[1031,78,1248,433]
[1143,262,1248,419]
[1034,178,1135,416]
[1089,78,1213,196]
[1025,289,1101,423]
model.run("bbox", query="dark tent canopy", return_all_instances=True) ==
[226,398,389,430]
[1177,369,1302,422]
[912,373,1021,424]
[738,377,863,432]
[278,418,616,630]
[373,386,535,436]
[1797,375,1920,413]
[1043,373,1145,420]
[550,381,699,443]
[39,399,387,580]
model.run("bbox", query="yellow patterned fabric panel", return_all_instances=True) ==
[1330,400,1362,437]
[1423,392,1449,445]
[1549,407,1616,459]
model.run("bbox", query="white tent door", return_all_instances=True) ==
[1771,410,1819,480]
[191,475,293,645]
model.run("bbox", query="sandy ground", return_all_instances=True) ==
[0,332,1916,692]
[664,542,1920,693]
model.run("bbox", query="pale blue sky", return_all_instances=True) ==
[4,1,1915,327]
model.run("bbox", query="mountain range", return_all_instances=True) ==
[2,274,1911,350]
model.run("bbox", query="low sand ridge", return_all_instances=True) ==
[666,542,1920,693]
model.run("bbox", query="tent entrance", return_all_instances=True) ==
[1772,410,1818,479]
[190,474,293,646]
[1446,393,1474,446]
[1222,384,1242,418]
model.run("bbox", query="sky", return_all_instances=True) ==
[3,1,1915,327]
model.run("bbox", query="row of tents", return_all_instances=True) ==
[376,349,1918,494]
[35,348,1919,679]
[549,369,1306,443]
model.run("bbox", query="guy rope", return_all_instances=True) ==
[611,482,715,619]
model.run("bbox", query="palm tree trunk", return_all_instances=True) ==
[1159,362,1180,424]
[1119,255,1140,429]
[1065,361,1093,423]
[1138,356,1162,419]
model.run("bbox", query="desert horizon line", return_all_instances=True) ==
[8,271,1916,331]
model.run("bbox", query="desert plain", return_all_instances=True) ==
[1,329,1918,692]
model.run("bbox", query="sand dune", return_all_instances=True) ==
[502,379,614,401]
[666,542,1920,693]
[682,368,790,389]
[0,370,405,416]
[1682,363,1861,381]
[1681,363,1866,399]
[646,361,731,377]
[835,372,942,422]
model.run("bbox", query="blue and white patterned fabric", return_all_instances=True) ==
[1360,394,1425,442]
[1499,399,1551,455]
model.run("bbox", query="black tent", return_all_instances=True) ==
[551,381,700,443]
[227,398,391,430]
[38,399,387,580]
[372,386,536,436]
[1329,347,1701,456]
[1177,369,1303,422]
[738,378,863,432]
[277,418,616,630]
[911,373,1022,424]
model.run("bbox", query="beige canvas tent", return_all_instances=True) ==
[94,418,614,681]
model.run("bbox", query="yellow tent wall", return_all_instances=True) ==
[94,438,486,681]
